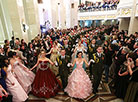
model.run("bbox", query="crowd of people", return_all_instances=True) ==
[78,0,120,12]
[0,24,137,102]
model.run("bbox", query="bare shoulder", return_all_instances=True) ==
[38,58,41,60]
[45,58,50,61]
[37,58,41,62]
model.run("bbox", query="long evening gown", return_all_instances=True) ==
[65,61,92,99]
[13,61,35,93]
[0,68,7,91]
[6,65,28,102]
[32,61,61,98]
[50,49,59,76]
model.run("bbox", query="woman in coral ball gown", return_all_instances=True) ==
[30,50,61,98]
[65,51,92,99]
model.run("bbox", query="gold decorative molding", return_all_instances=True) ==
[78,15,116,20]
[135,4,138,16]
[117,8,132,17]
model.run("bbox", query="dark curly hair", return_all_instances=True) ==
[76,51,83,58]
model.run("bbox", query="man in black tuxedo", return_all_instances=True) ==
[88,39,98,77]
[62,39,72,57]
[55,49,71,92]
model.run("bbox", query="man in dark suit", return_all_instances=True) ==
[88,39,97,77]
[55,49,71,92]
[88,39,97,60]
[62,39,72,57]
[91,46,105,94]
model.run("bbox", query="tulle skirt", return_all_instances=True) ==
[13,64,35,93]
[6,65,28,102]
[65,67,92,99]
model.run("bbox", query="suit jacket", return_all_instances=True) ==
[92,52,105,72]
[88,44,97,59]
[56,55,71,75]
[63,45,72,57]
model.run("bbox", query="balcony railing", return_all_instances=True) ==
[78,4,118,12]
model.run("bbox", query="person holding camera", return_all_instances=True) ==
[115,52,136,99]
[124,58,138,102]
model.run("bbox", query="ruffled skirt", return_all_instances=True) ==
[65,67,92,99]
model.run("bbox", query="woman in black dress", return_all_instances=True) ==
[124,58,138,102]
[115,52,137,99]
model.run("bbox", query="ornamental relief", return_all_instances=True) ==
[79,15,116,20]
[135,4,138,16]
[117,8,131,17]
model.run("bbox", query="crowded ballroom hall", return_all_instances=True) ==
[0,0,138,102]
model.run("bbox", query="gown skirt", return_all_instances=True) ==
[65,61,92,99]
[13,61,35,93]
[32,61,61,98]
[6,65,28,102]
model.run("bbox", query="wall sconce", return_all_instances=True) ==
[22,23,29,32]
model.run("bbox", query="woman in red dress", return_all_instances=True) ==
[30,50,61,98]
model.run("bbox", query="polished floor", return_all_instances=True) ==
[27,75,124,102]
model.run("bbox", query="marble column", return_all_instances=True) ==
[0,0,8,42]
[58,3,61,28]
[0,16,5,44]
[60,0,66,29]
[0,0,15,42]
[65,0,71,28]
[5,0,28,41]
[128,0,138,34]
[49,0,66,29]
[119,18,130,31]
[51,0,58,28]
[70,0,79,28]
[92,20,96,27]
[23,0,40,41]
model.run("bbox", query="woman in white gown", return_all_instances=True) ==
[65,51,92,99]
[6,65,28,102]
[72,41,88,63]
[9,51,35,93]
